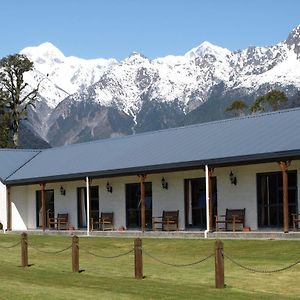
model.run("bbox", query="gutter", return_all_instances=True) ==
[204,165,210,239]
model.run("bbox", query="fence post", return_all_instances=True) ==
[134,238,143,279]
[72,235,79,272]
[215,240,225,288]
[21,232,28,267]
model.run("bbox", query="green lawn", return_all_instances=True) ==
[0,234,299,299]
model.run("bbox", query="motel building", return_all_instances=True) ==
[0,108,300,237]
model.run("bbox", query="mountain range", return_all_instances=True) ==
[18,24,300,147]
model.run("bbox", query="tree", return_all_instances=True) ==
[250,90,288,113]
[225,90,288,117]
[0,54,39,147]
[0,90,11,147]
[224,99,248,117]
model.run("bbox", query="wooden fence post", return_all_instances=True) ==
[21,232,28,267]
[134,238,143,279]
[72,235,79,272]
[215,240,225,288]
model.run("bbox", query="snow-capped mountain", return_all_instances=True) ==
[19,25,300,146]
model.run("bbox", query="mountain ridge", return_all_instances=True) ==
[17,24,300,146]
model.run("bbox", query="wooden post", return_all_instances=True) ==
[138,175,146,232]
[72,235,79,272]
[208,168,214,231]
[40,183,46,232]
[7,186,11,231]
[21,232,28,267]
[215,240,224,288]
[279,161,291,233]
[134,238,143,279]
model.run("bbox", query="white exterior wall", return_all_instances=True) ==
[8,160,300,231]
[216,161,299,230]
[0,182,7,231]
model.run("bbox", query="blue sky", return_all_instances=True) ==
[1,0,300,60]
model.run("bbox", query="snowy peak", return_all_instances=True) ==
[285,25,300,46]
[20,42,118,108]
[285,25,300,57]
[21,42,65,63]
[185,41,232,59]
[123,52,150,65]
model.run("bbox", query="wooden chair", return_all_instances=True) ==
[152,210,179,231]
[57,213,69,230]
[48,213,69,230]
[90,217,100,231]
[292,213,300,231]
[48,211,58,230]
[99,212,114,231]
[215,208,245,231]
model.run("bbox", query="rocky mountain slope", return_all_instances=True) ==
[20,25,300,147]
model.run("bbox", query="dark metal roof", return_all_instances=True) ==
[0,149,40,182]
[5,108,300,185]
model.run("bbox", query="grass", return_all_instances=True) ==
[0,234,299,299]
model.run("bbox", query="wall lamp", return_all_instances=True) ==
[106,182,113,193]
[161,177,168,189]
[229,171,237,185]
[60,186,66,196]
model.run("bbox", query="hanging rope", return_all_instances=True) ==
[224,253,300,273]
[0,241,21,249]
[82,248,134,259]
[28,243,72,254]
[143,250,214,267]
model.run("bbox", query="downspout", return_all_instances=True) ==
[204,165,210,238]
[86,176,90,236]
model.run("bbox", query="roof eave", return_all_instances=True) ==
[4,150,300,186]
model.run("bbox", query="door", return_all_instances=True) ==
[257,171,297,228]
[184,178,217,229]
[77,186,99,228]
[36,189,54,228]
[126,182,152,229]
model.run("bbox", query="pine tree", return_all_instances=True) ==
[250,90,288,113]
[224,99,248,117]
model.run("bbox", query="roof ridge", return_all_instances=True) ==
[0,148,40,153]
[4,150,42,182]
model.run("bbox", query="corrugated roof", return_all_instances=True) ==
[5,107,300,184]
[0,149,40,182]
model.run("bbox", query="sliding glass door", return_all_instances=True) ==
[257,171,297,228]
[36,189,54,228]
[77,186,99,228]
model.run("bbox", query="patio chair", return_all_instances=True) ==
[57,213,69,230]
[152,210,179,231]
[292,213,300,231]
[215,208,245,231]
[99,212,114,231]
[48,211,58,230]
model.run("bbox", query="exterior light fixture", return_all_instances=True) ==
[229,171,237,185]
[106,182,113,193]
[161,177,168,189]
[60,186,66,196]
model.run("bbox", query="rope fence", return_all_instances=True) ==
[0,234,299,288]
